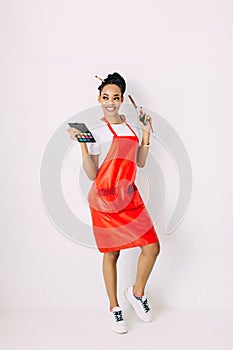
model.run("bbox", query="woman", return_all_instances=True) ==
[67,72,160,334]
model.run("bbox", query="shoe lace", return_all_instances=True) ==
[113,310,124,322]
[141,298,150,313]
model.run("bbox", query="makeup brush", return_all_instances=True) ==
[128,95,154,133]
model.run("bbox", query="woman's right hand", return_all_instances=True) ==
[67,127,80,142]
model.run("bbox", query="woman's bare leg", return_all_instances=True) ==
[102,250,120,309]
[133,242,160,296]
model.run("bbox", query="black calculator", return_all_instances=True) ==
[68,122,96,143]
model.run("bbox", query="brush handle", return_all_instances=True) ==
[129,95,154,132]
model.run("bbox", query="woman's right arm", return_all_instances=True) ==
[67,127,99,180]
[80,143,99,180]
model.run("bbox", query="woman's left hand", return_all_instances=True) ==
[137,107,152,133]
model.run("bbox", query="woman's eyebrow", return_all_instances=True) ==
[103,93,120,96]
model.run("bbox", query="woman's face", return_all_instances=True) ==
[98,84,124,117]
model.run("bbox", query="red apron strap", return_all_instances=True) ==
[102,117,117,136]
[124,121,138,138]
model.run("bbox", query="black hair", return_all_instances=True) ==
[97,72,126,96]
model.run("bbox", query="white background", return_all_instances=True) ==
[1,0,233,316]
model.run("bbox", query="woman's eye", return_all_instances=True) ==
[102,96,120,101]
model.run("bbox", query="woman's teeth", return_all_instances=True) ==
[106,107,115,112]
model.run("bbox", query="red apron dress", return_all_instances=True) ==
[88,116,159,252]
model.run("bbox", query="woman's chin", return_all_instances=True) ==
[105,112,119,117]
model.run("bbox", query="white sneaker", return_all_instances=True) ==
[124,286,152,322]
[109,306,128,334]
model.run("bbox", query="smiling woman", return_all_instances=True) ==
[67,72,160,334]
[97,73,125,123]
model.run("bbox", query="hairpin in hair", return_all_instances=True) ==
[95,75,105,83]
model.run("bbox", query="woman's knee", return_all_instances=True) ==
[141,242,160,257]
[104,250,120,262]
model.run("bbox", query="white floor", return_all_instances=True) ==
[0,306,233,350]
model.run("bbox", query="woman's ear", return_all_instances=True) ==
[98,94,101,103]
[121,96,124,103]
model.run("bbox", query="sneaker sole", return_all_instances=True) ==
[111,324,128,334]
[112,328,128,334]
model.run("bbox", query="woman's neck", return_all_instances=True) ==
[103,114,124,124]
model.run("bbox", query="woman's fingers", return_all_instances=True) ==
[137,110,153,132]
[67,127,80,141]
[145,115,154,132]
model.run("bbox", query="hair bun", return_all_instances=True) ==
[97,72,126,95]
[107,72,122,81]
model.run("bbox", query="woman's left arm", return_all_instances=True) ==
[136,107,152,168]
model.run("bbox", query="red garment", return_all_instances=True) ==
[88,117,159,252]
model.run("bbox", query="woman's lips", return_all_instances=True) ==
[105,107,116,112]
